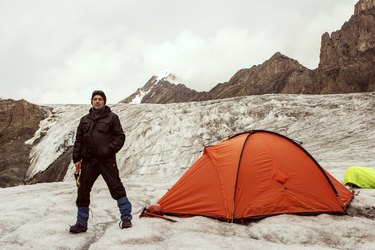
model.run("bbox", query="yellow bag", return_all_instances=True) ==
[344,166,375,188]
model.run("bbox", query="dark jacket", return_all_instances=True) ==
[73,106,125,163]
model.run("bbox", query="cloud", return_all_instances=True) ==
[140,29,278,90]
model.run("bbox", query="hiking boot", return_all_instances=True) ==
[69,223,88,234]
[119,220,132,229]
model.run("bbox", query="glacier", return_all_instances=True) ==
[1,92,374,249]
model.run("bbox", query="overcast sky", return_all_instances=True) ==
[0,0,358,104]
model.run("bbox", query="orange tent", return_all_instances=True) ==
[157,130,354,222]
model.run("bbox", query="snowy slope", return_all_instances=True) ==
[2,92,374,249]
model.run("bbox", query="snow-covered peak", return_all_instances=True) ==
[123,69,176,104]
[154,69,177,83]
[126,70,178,104]
[154,69,171,81]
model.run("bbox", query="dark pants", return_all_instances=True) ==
[76,158,127,207]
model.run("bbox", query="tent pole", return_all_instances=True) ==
[231,132,253,223]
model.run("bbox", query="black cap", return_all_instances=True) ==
[91,90,106,103]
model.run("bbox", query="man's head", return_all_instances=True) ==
[91,90,106,110]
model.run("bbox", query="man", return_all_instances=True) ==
[70,90,132,234]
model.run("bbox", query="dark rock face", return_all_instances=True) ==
[355,0,375,15]
[0,99,48,187]
[141,81,202,104]
[122,0,375,104]
[28,147,73,185]
[316,0,375,93]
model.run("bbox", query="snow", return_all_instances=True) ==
[0,177,374,249]
[129,90,150,104]
[153,69,178,85]
[1,92,375,249]
[155,69,171,81]
[153,69,177,82]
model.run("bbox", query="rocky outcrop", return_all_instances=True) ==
[199,52,315,101]
[355,0,375,14]
[0,99,49,187]
[28,147,73,185]
[316,0,375,93]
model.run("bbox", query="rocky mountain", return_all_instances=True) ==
[200,52,315,100]
[0,99,49,187]
[121,0,375,104]
[121,70,203,104]
[316,0,375,93]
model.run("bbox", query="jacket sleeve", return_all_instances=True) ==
[109,114,125,154]
[73,119,83,163]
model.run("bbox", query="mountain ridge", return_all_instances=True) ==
[121,0,375,104]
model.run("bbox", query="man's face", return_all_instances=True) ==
[91,95,105,110]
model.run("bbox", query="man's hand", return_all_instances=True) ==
[75,161,81,174]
